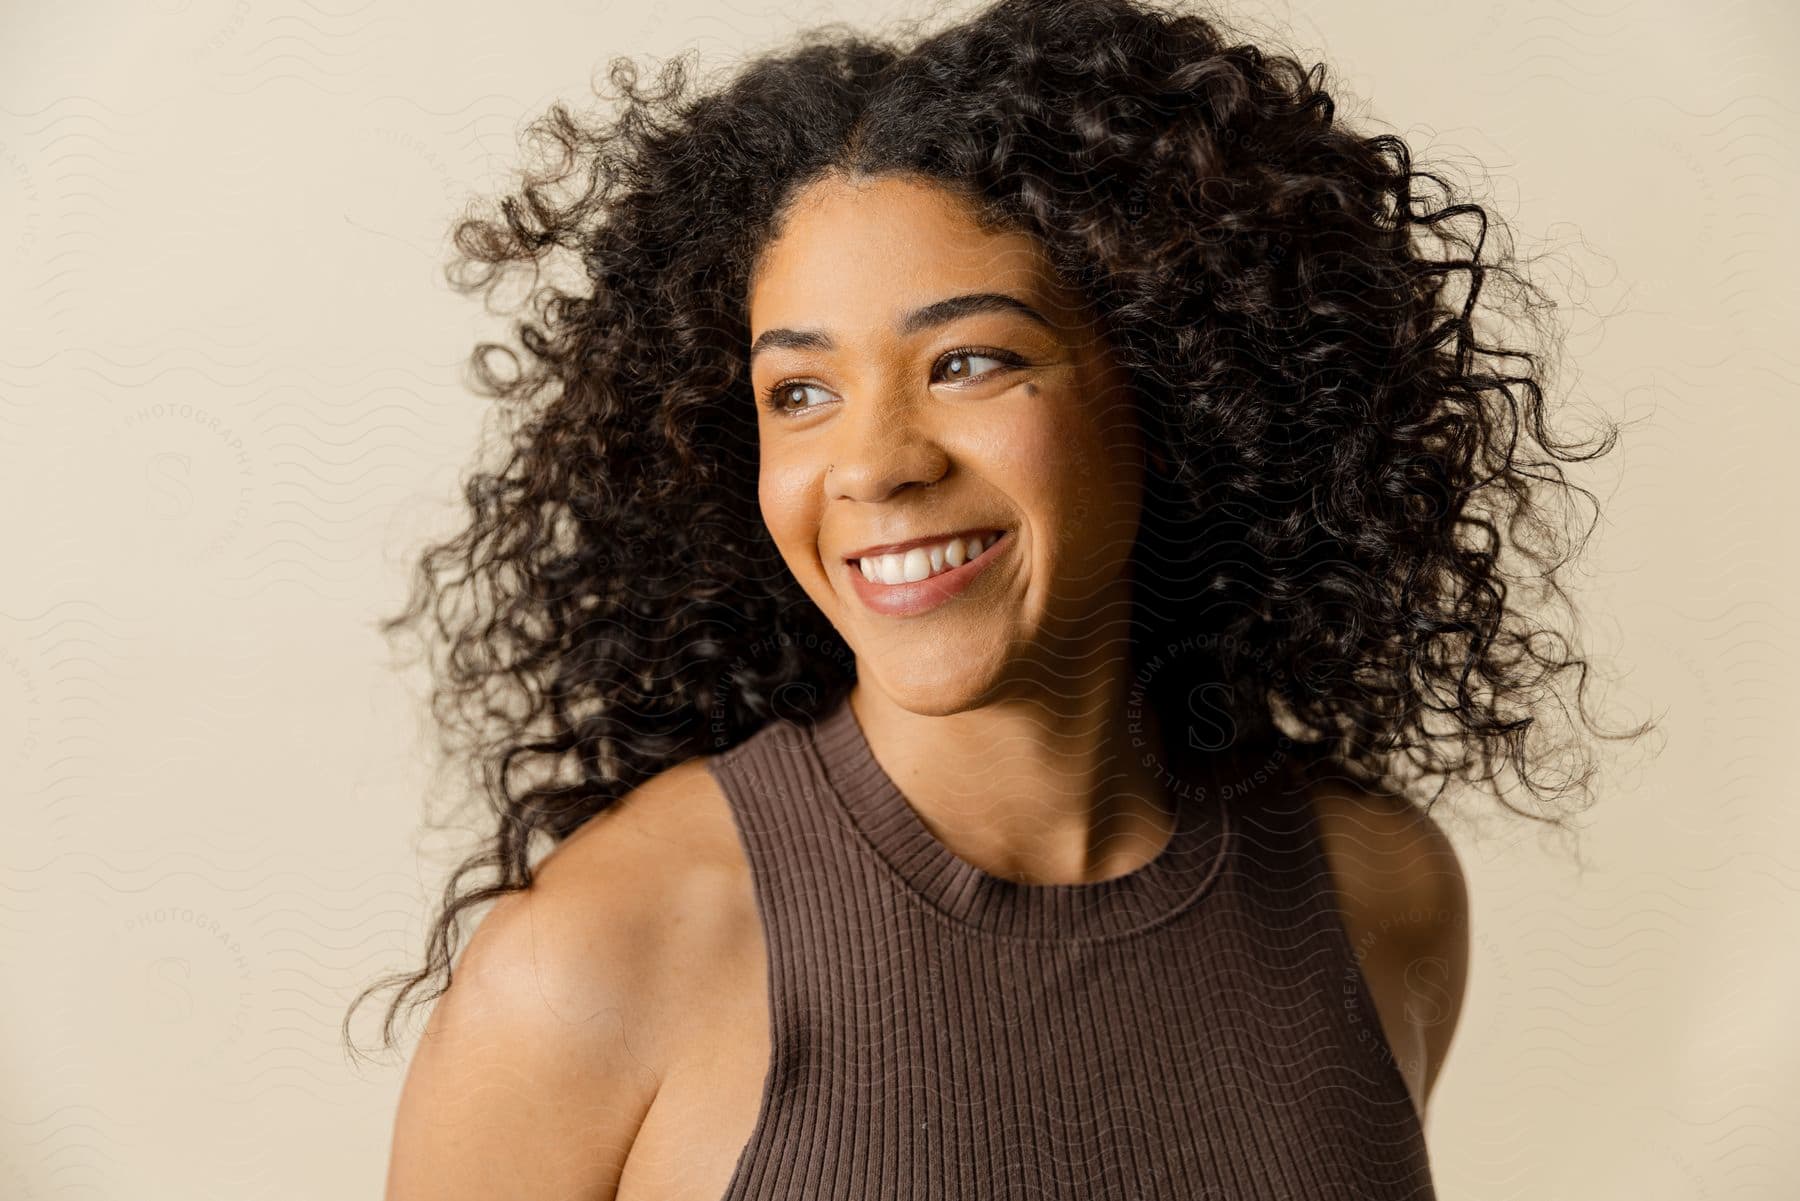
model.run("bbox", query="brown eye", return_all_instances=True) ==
[935,348,1022,384]
[762,381,831,414]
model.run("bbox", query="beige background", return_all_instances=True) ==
[3,0,1795,1197]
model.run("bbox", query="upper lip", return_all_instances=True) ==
[841,526,1006,563]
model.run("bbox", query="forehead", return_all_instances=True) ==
[747,174,1080,334]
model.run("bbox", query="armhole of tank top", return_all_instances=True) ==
[700,748,783,1201]
[1294,784,1428,1131]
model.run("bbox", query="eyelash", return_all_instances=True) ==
[758,346,1027,416]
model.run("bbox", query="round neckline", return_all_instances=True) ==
[805,692,1232,942]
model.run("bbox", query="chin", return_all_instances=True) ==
[861,656,1006,717]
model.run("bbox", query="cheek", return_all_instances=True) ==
[992,396,1122,563]
[757,453,821,558]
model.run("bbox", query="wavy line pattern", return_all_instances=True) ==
[1,0,1794,1197]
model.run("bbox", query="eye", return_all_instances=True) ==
[934,347,1023,385]
[758,346,1027,416]
[761,381,832,415]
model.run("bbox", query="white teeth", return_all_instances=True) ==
[857,531,1001,587]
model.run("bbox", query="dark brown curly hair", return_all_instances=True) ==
[344,0,1653,1060]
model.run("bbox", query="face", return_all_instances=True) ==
[745,172,1147,715]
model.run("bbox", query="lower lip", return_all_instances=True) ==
[845,532,1011,617]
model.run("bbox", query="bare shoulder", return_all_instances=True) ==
[384,755,751,1201]
[1298,757,1471,1114]
[1303,763,1468,934]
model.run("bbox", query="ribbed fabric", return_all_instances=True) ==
[702,692,1437,1200]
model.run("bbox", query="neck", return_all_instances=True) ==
[845,654,1183,887]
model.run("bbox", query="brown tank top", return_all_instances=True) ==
[702,691,1437,1199]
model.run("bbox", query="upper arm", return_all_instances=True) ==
[384,770,714,1201]
[1310,775,1471,1114]
[1384,808,1469,1106]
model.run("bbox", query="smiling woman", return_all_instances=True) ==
[748,177,1148,679]
[352,1,1651,1198]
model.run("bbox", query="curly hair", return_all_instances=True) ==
[344,0,1653,1059]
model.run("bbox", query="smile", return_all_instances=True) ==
[844,530,1011,618]
[851,530,1004,585]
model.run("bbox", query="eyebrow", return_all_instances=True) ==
[749,291,1056,364]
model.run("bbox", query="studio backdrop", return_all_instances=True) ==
[2,1,1795,1198]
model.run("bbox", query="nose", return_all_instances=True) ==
[824,389,949,503]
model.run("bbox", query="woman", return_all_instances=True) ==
[358,1,1648,1197]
